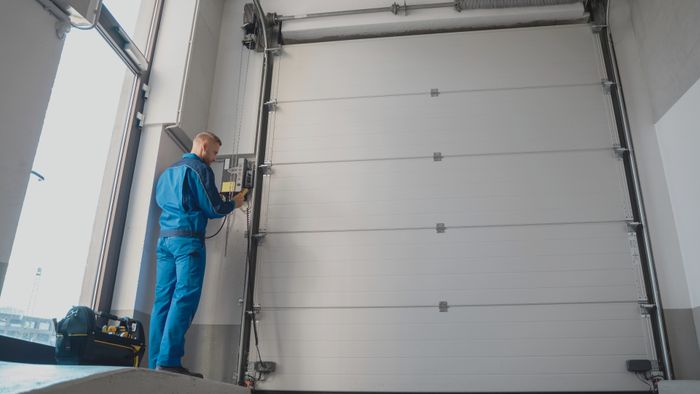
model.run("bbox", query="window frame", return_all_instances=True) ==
[85,0,165,312]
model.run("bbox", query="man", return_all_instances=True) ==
[149,131,246,377]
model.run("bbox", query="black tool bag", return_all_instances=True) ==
[55,306,145,367]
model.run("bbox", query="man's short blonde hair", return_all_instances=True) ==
[193,131,222,147]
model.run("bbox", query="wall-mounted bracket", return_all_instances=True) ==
[602,79,615,94]
[639,301,656,317]
[55,20,71,39]
[259,161,273,175]
[626,221,642,232]
[591,24,607,33]
[248,304,262,315]
[439,301,449,312]
[135,112,145,128]
[613,144,629,159]
[436,223,446,233]
[252,232,267,241]
[430,88,440,97]
[264,99,277,111]
[142,83,151,99]
[433,152,443,161]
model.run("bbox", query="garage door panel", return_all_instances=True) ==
[254,24,655,392]
[264,372,648,393]
[261,254,633,279]
[261,222,633,260]
[259,271,639,307]
[262,270,636,294]
[258,306,647,347]
[253,305,650,391]
[262,151,631,232]
[262,337,647,358]
[266,356,645,376]
[260,302,643,325]
[274,25,603,101]
[257,223,645,307]
[260,223,640,275]
[270,85,617,163]
[259,373,647,393]
[260,284,639,308]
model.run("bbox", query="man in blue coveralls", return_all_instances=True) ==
[149,131,246,377]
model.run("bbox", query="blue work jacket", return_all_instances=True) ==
[156,153,235,238]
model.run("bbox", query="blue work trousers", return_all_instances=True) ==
[149,236,206,368]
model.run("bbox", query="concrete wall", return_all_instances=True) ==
[610,0,700,379]
[0,1,65,295]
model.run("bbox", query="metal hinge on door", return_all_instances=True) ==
[602,79,615,94]
[259,161,273,175]
[613,144,630,159]
[264,99,277,111]
[639,301,655,317]
[135,112,145,128]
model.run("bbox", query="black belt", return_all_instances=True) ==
[160,230,205,240]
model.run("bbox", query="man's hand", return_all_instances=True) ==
[233,189,248,208]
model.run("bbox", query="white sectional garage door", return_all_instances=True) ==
[253,24,656,392]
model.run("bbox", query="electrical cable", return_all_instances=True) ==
[252,311,263,363]
[634,372,653,392]
[205,216,228,239]
[223,40,250,255]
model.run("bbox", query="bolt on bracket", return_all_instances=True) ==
[602,79,615,94]
[264,99,277,111]
[135,112,145,128]
[638,301,656,317]
[252,232,267,241]
[613,144,630,159]
[626,221,642,232]
[259,161,273,175]
[591,24,608,33]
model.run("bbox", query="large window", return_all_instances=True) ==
[0,1,154,345]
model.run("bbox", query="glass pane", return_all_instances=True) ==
[102,0,157,52]
[0,25,135,345]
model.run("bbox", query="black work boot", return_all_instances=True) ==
[156,365,204,379]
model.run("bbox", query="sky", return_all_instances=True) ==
[0,1,143,320]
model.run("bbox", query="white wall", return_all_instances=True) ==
[656,79,700,309]
[610,0,700,310]
[179,0,225,138]
[625,0,700,122]
[610,0,700,378]
[109,0,199,314]
[107,0,252,375]
[0,0,65,294]
[143,0,197,129]
[609,0,690,310]
[207,0,261,156]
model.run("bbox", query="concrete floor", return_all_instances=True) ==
[0,362,248,394]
